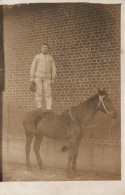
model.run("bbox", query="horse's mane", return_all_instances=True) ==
[83,94,98,107]
[61,93,98,119]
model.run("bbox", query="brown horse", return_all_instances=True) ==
[23,88,117,178]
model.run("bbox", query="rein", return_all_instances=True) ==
[69,108,82,128]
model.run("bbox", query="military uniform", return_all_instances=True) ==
[30,53,56,109]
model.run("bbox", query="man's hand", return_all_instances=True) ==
[30,81,36,92]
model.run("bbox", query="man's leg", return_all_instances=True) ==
[43,79,52,110]
[34,77,43,109]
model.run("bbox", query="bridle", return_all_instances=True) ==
[98,94,108,114]
[69,94,108,127]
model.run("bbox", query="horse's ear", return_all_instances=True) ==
[97,88,101,94]
[103,88,108,95]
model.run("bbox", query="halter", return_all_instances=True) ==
[69,94,108,127]
[98,95,108,113]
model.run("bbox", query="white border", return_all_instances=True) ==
[0,0,124,5]
[0,0,125,195]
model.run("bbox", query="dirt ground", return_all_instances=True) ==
[2,163,121,181]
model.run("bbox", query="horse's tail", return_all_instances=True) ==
[61,146,68,152]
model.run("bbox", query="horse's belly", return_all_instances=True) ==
[37,118,68,139]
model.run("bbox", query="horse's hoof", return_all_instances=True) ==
[39,165,43,170]
[73,171,79,177]
[27,166,32,172]
[67,173,73,179]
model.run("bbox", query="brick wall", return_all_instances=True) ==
[2,3,121,145]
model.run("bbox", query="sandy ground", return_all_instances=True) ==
[2,163,121,181]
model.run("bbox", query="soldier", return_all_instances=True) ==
[30,44,56,111]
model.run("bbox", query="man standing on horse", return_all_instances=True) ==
[30,44,56,111]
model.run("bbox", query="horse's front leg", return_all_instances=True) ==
[25,134,34,171]
[67,139,77,179]
[72,156,79,177]
[72,139,81,177]
[33,134,43,170]
[67,156,73,179]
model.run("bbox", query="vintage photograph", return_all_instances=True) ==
[0,2,121,182]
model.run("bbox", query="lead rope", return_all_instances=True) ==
[98,94,111,139]
[69,108,81,127]
[69,108,88,139]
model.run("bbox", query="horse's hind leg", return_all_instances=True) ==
[33,134,43,170]
[25,134,34,171]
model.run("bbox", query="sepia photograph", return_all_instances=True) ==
[0,0,125,194]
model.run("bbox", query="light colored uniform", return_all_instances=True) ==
[30,53,56,109]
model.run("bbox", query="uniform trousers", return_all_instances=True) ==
[34,77,52,109]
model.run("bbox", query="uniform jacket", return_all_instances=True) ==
[30,53,56,81]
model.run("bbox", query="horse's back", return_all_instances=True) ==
[23,110,67,137]
[36,113,69,139]
[23,109,45,134]
[23,109,78,140]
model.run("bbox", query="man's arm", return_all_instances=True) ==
[30,56,37,82]
[51,57,56,81]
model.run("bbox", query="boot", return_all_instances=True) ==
[46,109,52,113]
[36,108,43,113]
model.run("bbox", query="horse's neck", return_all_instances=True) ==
[76,95,99,126]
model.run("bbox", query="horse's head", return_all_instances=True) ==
[97,88,117,118]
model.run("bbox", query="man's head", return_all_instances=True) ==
[41,44,48,54]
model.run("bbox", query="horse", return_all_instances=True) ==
[23,88,117,178]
